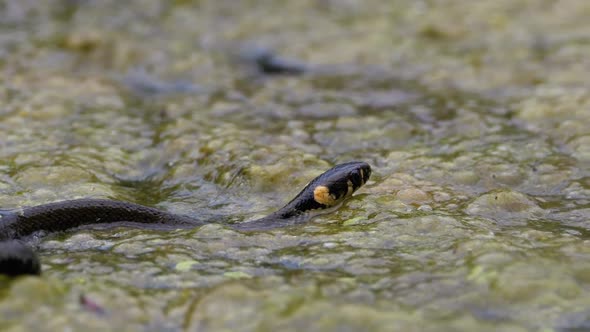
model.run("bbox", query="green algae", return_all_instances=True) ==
[1,0,590,331]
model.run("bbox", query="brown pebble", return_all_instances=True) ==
[396,188,430,204]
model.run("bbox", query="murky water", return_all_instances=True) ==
[1,1,589,331]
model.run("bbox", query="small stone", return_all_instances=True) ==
[396,188,430,204]
[465,190,546,223]
[452,170,479,185]
[417,205,432,211]
[175,260,199,272]
[342,217,364,226]
[223,271,252,279]
[433,191,451,202]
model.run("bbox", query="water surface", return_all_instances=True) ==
[1,1,589,331]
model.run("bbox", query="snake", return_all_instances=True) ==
[0,161,371,277]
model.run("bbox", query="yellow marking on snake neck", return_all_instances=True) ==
[360,169,364,184]
[313,185,337,206]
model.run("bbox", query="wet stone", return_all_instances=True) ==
[465,190,547,224]
[396,188,431,205]
[298,102,357,119]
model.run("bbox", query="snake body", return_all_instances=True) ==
[0,161,371,277]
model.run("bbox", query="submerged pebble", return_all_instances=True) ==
[396,188,431,205]
[465,190,547,223]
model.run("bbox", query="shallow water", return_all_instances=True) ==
[1,1,589,331]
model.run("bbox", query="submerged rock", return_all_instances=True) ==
[465,190,546,223]
[236,45,308,75]
[396,188,431,205]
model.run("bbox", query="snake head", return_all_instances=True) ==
[237,161,372,230]
[311,161,371,207]
[280,161,372,218]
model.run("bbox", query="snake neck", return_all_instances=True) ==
[233,201,345,232]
